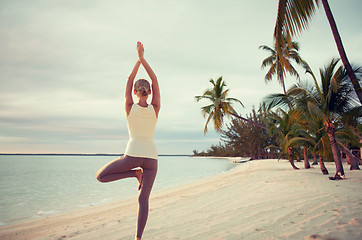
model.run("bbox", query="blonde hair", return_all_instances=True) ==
[134,79,151,97]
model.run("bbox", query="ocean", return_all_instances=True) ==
[0,155,239,226]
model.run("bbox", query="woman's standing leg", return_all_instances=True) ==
[136,158,158,238]
[96,155,143,183]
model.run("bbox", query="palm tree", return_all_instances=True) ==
[195,77,244,134]
[265,109,300,169]
[288,58,360,179]
[286,119,311,169]
[259,39,308,94]
[195,77,267,134]
[274,0,362,104]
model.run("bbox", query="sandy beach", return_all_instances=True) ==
[0,159,361,240]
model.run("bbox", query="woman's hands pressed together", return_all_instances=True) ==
[137,41,145,61]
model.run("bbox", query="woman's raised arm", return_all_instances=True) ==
[125,60,141,115]
[137,42,161,116]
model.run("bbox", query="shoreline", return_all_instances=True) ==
[1,159,361,240]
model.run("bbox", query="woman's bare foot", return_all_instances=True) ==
[135,169,143,190]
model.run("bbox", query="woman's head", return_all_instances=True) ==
[134,79,151,97]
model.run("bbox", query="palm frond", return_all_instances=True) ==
[274,0,320,40]
[259,45,276,53]
[287,136,316,148]
[265,64,277,82]
[195,94,213,102]
[220,88,230,99]
[203,109,214,134]
[261,56,276,69]
[288,64,300,80]
[264,93,287,111]
[307,101,328,123]
[226,97,244,108]
[287,86,320,105]
[335,127,360,146]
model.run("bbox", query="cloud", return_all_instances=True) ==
[1,0,361,154]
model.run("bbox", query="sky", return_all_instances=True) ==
[1,0,361,155]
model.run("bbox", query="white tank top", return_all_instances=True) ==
[124,104,158,159]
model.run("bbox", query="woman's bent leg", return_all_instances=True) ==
[96,155,143,183]
[136,158,157,238]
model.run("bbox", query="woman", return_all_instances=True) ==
[96,41,160,240]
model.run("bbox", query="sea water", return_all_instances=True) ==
[0,155,238,226]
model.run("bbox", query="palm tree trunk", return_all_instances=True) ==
[304,147,310,169]
[321,0,362,104]
[230,113,267,129]
[288,147,299,170]
[336,140,360,170]
[346,154,360,170]
[312,152,318,165]
[319,155,329,174]
[346,154,351,165]
[325,123,345,179]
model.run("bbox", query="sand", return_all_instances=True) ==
[0,159,361,240]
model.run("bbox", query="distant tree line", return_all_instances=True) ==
[193,108,279,159]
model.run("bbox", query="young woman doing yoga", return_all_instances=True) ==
[96,41,160,240]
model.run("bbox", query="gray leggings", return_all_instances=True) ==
[96,155,158,238]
